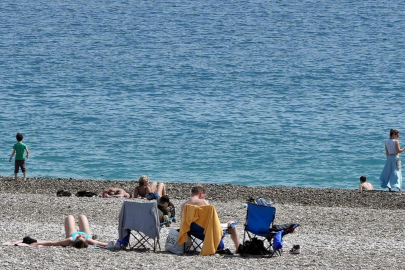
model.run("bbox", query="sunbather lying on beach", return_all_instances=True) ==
[99,187,131,198]
[30,215,108,248]
[181,184,241,253]
[133,175,166,198]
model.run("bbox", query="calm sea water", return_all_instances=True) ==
[1,0,405,189]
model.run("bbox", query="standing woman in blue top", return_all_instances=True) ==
[380,129,405,191]
[9,133,29,181]
[30,215,108,248]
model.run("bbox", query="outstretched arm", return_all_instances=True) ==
[87,239,108,247]
[99,192,112,198]
[31,239,72,247]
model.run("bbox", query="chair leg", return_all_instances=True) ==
[156,239,161,252]
[184,235,203,254]
[130,231,158,252]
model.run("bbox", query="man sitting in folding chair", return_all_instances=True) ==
[178,184,241,255]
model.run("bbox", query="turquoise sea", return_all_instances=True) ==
[1,0,405,189]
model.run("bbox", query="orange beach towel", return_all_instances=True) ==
[177,204,223,255]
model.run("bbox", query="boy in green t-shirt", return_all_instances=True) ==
[9,133,29,180]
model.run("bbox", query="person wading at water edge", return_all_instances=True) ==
[380,129,405,192]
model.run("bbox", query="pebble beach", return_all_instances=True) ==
[1,176,405,269]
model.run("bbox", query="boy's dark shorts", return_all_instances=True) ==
[14,160,26,173]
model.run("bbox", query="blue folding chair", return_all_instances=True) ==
[242,203,278,257]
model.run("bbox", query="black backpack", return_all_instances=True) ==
[240,237,270,255]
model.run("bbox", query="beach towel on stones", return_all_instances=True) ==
[76,190,97,197]
[56,190,72,197]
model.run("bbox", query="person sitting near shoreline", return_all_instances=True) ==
[359,175,374,191]
[133,175,166,199]
[30,215,108,248]
[181,184,241,253]
[99,187,131,198]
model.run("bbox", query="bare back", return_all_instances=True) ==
[180,196,209,216]
[360,182,374,191]
[133,185,152,198]
[185,197,209,206]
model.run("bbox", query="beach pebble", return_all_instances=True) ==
[1,177,405,269]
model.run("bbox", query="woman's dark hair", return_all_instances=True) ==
[390,129,399,138]
[16,133,23,141]
[71,239,89,249]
